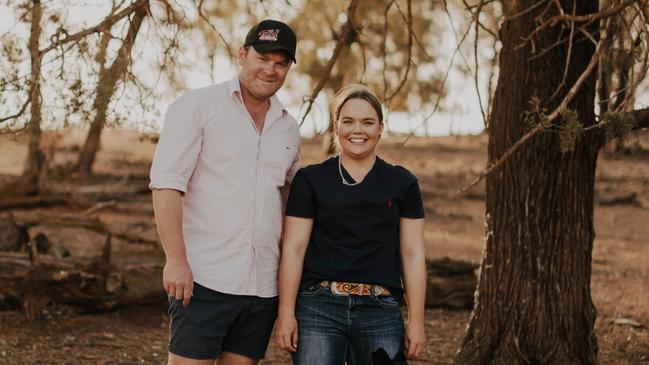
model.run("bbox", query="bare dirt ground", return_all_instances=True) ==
[0,129,648,364]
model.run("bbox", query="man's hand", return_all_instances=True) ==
[404,319,425,359]
[163,258,193,306]
[275,313,298,352]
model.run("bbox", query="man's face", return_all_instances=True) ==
[238,46,292,102]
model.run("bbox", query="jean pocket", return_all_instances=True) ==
[372,295,401,308]
[298,284,325,297]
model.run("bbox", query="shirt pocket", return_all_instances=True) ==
[265,143,297,186]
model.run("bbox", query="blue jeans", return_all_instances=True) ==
[292,285,406,365]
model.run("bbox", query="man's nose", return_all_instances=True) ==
[262,62,276,76]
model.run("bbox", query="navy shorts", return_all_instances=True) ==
[168,282,278,360]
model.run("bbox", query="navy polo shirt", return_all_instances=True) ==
[285,156,425,296]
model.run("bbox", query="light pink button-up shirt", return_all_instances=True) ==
[149,76,300,297]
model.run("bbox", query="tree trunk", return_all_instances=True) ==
[76,3,148,175]
[455,1,602,364]
[21,0,45,194]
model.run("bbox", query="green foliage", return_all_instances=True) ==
[523,98,584,153]
[601,111,637,140]
[558,108,583,153]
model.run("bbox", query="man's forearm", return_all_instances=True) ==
[152,188,187,261]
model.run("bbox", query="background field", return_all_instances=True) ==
[0,130,647,364]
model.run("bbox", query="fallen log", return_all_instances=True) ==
[596,191,639,206]
[0,212,164,320]
[425,257,478,309]
[0,215,26,251]
[2,209,478,318]
[0,195,94,211]
[0,250,164,320]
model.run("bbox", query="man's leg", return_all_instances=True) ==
[169,350,259,365]
[220,295,279,362]
[168,353,216,365]
[167,284,245,362]
[216,351,258,365]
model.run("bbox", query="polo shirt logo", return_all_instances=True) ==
[387,199,392,208]
[259,29,279,41]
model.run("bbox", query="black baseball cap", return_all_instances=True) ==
[244,19,297,63]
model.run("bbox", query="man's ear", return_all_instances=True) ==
[237,46,247,65]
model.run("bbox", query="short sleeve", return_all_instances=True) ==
[285,170,316,218]
[285,142,301,184]
[400,179,425,218]
[149,94,206,193]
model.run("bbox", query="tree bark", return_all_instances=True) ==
[20,0,45,195]
[76,3,148,175]
[455,1,601,364]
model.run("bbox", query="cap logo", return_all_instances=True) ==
[258,29,279,42]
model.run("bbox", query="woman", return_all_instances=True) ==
[275,84,427,365]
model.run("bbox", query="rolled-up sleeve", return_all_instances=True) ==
[149,94,205,193]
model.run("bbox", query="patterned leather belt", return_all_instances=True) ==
[320,280,392,296]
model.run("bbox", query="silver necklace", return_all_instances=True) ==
[338,155,376,186]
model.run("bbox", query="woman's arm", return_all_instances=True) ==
[400,217,427,359]
[276,216,314,353]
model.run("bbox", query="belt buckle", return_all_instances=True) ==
[330,281,372,296]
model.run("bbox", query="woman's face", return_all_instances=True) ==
[336,98,383,159]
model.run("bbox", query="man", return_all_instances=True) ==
[149,19,300,365]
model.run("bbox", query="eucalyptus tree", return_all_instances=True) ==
[455,1,649,363]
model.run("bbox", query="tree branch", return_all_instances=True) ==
[400,0,475,145]
[385,0,413,106]
[546,0,637,26]
[0,98,31,124]
[298,0,359,126]
[196,0,234,61]
[472,0,487,126]
[522,0,636,46]
[39,0,148,56]
[460,36,604,194]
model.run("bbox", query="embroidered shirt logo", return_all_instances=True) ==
[258,29,279,42]
[387,199,392,208]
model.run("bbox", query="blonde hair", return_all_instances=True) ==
[332,84,383,123]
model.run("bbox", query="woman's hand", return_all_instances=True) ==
[275,314,299,352]
[404,319,426,359]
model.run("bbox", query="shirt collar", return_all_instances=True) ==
[227,75,288,118]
